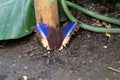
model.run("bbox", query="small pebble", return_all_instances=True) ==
[69,70,72,74]
[13,60,17,63]
[103,46,107,48]
[90,60,92,63]
[106,78,109,80]
[19,55,22,58]
[87,35,91,38]
[78,78,82,80]
[18,76,28,80]
[47,51,50,54]
[30,54,34,57]
[24,66,29,70]
[10,64,16,67]
[118,61,120,63]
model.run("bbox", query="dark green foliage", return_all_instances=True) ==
[0,0,36,40]
[115,3,120,10]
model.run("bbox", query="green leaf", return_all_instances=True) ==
[92,0,98,3]
[58,0,68,22]
[0,0,36,40]
[115,3,120,10]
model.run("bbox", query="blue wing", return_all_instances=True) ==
[59,22,79,50]
[35,23,57,50]
[36,24,49,38]
[34,22,79,50]
[64,22,77,38]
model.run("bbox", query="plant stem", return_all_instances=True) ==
[81,24,120,33]
[61,0,78,22]
[61,0,120,34]
[66,1,120,26]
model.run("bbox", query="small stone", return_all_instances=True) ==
[47,51,50,54]
[90,60,92,63]
[69,70,72,74]
[13,60,17,63]
[118,61,120,63]
[78,78,82,80]
[103,46,107,48]
[87,35,91,38]
[30,54,34,57]
[10,64,16,67]
[24,66,28,70]
[19,55,22,58]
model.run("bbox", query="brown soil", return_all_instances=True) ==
[0,0,120,80]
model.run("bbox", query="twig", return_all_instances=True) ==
[108,67,120,73]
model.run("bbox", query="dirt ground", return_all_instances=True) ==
[0,0,120,80]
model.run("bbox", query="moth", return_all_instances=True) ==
[34,22,80,50]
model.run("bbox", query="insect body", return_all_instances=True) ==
[34,22,79,50]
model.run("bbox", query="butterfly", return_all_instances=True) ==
[34,22,80,50]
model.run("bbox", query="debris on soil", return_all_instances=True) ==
[108,67,120,73]
[0,0,120,80]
